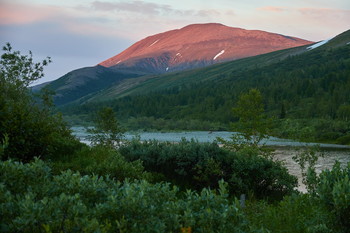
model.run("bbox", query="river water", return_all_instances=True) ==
[72,127,350,192]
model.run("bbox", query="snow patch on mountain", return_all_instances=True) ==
[149,40,159,47]
[307,39,330,50]
[213,50,225,60]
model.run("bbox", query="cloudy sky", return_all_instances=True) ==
[1,0,349,84]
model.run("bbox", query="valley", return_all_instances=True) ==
[54,28,350,145]
[2,20,350,232]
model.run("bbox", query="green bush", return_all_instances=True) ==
[0,159,260,233]
[336,134,350,145]
[317,162,350,230]
[119,138,297,200]
[51,145,151,181]
[246,194,336,233]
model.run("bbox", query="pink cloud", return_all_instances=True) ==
[0,2,59,25]
[258,6,287,12]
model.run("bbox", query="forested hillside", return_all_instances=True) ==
[62,31,350,143]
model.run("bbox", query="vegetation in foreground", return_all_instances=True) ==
[1,44,350,232]
[1,151,349,232]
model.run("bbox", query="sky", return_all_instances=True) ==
[1,0,349,85]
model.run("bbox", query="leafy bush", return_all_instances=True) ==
[247,194,337,233]
[119,138,297,200]
[316,162,350,230]
[0,159,260,233]
[51,145,151,181]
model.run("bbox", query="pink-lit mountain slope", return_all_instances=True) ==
[100,23,313,73]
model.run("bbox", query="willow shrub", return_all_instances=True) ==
[50,145,152,182]
[317,161,350,231]
[246,194,336,233]
[0,159,264,233]
[119,138,297,200]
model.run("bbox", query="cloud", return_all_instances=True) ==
[225,10,235,16]
[91,1,228,18]
[197,9,221,17]
[298,7,350,21]
[91,0,172,15]
[258,5,350,21]
[0,2,60,25]
[257,6,287,12]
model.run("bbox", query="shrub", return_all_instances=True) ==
[119,138,297,200]
[246,194,336,233]
[0,159,259,233]
[317,161,350,231]
[51,145,151,181]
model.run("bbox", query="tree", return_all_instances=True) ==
[218,89,272,158]
[337,105,350,121]
[0,43,81,162]
[279,102,286,119]
[88,107,125,148]
[232,89,270,145]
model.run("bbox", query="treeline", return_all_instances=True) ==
[62,46,350,143]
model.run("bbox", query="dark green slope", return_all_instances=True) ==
[45,65,147,105]
[83,45,309,102]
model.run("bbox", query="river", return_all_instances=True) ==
[72,127,350,192]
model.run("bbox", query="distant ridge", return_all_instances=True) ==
[100,23,313,73]
[40,23,321,106]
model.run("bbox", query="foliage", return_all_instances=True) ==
[119,138,297,200]
[0,134,9,160]
[246,194,337,233]
[0,159,260,233]
[292,145,324,193]
[0,43,50,88]
[274,118,350,144]
[51,145,152,181]
[0,43,82,162]
[218,88,274,159]
[232,89,269,146]
[316,162,350,231]
[87,107,125,148]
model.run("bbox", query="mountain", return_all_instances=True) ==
[99,23,313,73]
[80,29,350,103]
[42,23,314,106]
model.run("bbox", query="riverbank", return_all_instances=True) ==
[71,127,350,149]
